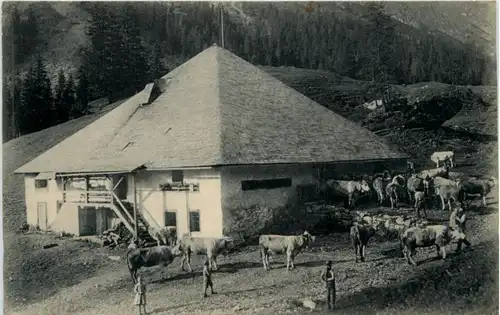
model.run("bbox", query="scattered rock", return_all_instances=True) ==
[302,298,316,310]
[232,305,241,312]
[108,255,121,261]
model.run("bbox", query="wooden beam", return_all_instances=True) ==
[85,176,89,203]
[112,176,124,191]
[133,173,138,239]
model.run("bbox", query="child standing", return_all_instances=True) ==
[203,259,216,298]
[320,260,336,310]
[134,276,147,315]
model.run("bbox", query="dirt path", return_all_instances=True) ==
[6,210,498,315]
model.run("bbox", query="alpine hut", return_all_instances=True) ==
[14,45,407,239]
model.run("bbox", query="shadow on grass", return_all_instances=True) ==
[149,302,199,314]
[216,261,262,273]
[151,271,202,284]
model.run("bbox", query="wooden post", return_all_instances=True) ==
[85,176,90,203]
[133,173,138,240]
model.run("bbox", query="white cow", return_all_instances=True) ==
[431,151,455,168]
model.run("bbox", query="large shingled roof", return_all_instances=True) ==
[15,45,405,174]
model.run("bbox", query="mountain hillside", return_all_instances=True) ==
[2,1,495,85]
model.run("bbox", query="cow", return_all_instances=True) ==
[372,174,391,205]
[459,177,496,207]
[126,245,180,283]
[259,231,315,271]
[324,179,371,208]
[414,191,428,219]
[399,225,467,266]
[171,236,234,272]
[431,151,455,168]
[385,182,403,210]
[148,226,177,246]
[406,175,430,204]
[418,166,449,180]
[350,223,377,262]
[433,176,462,211]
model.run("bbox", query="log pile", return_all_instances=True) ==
[100,222,133,247]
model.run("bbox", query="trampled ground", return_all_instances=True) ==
[4,203,498,315]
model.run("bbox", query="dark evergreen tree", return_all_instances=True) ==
[19,55,53,134]
[54,69,67,124]
[63,74,77,119]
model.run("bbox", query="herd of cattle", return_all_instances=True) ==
[125,151,495,289]
[320,151,496,217]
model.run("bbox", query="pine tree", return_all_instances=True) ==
[63,74,77,119]
[54,69,67,124]
[75,65,91,118]
[20,55,53,134]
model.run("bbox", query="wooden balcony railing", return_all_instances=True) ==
[62,190,113,203]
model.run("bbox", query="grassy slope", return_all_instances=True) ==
[5,210,498,315]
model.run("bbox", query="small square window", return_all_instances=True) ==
[35,179,48,189]
[189,210,200,232]
[172,170,184,183]
[164,210,177,227]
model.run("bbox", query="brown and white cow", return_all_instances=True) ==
[418,166,450,180]
[326,179,371,208]
[433,176,461,211]
[459,177,496,207]
[259,231,315,271]
[399,225,466,266]
[171,236,234,272]
[431,151,455,168]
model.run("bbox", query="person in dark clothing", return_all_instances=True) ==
[203,259,216,298]
[320,260,336,310]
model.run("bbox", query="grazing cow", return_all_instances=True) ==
[406,175,430,204]
[418,166,449,180]
[148,226,177,246]
[414,191,428,219]
[431,151,455,168]
[459,177,496,207]
[325,179,371,208]
[171,236,234,272]
[433,176,461,211]
[372,174,391,205]
[126,245,180,283]
[259,231,315,271]
[350,223,376,262]
[399,225,466,266]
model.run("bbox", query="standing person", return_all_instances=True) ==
[320,260,336,310]
[203,259,216,298]
[133,276,147,315]
[449,204,472,251]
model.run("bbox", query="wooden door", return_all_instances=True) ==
[79,207,97,236]
[37,202,48,230]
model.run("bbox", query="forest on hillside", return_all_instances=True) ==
[2,2,495,142]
